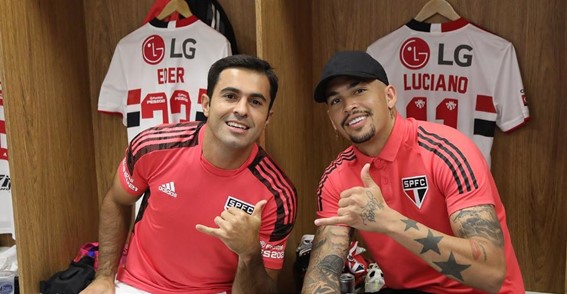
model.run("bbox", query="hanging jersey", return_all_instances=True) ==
[116,121,297,294]
[367,18,529,166]
[98,16,231,143]
[143,0,239,54]
[0,81,14,239]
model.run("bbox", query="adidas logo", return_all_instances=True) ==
[158,181,177,198]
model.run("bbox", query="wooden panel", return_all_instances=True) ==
[256,0,314,291]
[217,0,256,55]
[310,0,567,292]
[461,2,566,292]
[83,0,154,204]
[0,1,99,293]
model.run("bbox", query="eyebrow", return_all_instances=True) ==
[220,87,268,102]
[326,80,363,99]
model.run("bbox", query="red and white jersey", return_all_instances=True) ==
[0,81,14,238]
[367,18,529,166]
[116,122,297,293]
[98,16,231,143]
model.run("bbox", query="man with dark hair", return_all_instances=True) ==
[82,55,297,294]
[302,51,523,293]
[207,54,279,110]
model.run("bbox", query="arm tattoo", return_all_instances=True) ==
[360,191,383,225]
[401,218,419,231]
[433,252,471,282]
[452,205,504,247]
[303,227,350,293]
[415,229,443,255]
[318,255,344,276]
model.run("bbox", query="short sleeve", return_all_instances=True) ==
[494,43,530,132]
[98,45,128,126]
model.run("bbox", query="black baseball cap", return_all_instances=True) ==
[313,51,389,103]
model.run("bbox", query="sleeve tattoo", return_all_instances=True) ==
[399,204,503,282]
[302,227,351,294]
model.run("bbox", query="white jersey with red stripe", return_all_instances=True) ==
[98,16,231,143]
[0,81,14,238]
[367,18,529,166]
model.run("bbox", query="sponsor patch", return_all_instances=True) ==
[401,175,428,208]
[224,196,254,215]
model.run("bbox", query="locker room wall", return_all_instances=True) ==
[0,0,565,293]
[302,1,566,293]
[0,1,99,293]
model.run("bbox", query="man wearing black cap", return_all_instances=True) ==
[302,51,523,293]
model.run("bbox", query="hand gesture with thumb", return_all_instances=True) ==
[315,164,390,232]
[196,200,266,258]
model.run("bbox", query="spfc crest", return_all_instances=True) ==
[401,175,428,208]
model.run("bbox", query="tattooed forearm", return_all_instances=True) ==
[415,229,443,254]
[303,255,344,293]
[302,227,351,294]
[360,191,383,225]
[318,255,344,276]
[401,218,419,231]
[433,252,471,282]
[452,205,504,247]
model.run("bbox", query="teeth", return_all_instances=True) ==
[348,116,366,126]
[227,122,248,130]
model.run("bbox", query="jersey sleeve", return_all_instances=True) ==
[116,132,151,196]
[430,128,497,215]
[98,44,128,126]
[316,174,342,219]
[494,43,530,132]
[259,187,297,270]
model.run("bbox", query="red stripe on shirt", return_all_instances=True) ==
[475,95,496,113]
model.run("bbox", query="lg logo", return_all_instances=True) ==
[142,35,198,65]
[400,37,473,70]
[142,35,166,65]
[400,37,430,70]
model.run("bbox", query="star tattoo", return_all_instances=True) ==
[433,252,471,282]
[415,229,442,254]
[401,218,419,231]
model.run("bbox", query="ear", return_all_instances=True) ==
[201,94,211,117]
[385,85,397,109]
[265,110,274,126]
[327,110,338,131]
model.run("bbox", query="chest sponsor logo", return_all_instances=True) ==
[142,35,198,66]
[401,175,428,208]
[400,37,473,70]
[158,181,177,198]
[400,37,430,70]
[225,196,254,215]
[142,35,166,65]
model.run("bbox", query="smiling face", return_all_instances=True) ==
[325,76,397,156]
[202,68,273,152]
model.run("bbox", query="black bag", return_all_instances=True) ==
[39,255,95,294]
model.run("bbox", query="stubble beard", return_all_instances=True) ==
[349,124,376,144]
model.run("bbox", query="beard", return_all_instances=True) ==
[341,110,375,144]
[348,125,376,144]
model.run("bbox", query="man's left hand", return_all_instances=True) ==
[196,200,266,258]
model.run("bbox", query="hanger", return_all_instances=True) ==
[414,0,460,22]
[157,0,193,20]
